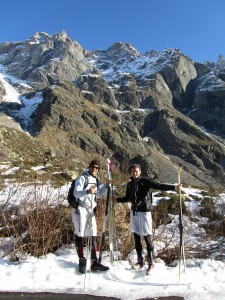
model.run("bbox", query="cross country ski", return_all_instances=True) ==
[177,166,186,284]
[99,158,113,263]
[107,159,114,263]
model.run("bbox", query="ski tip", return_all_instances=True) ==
[178,166,183,172]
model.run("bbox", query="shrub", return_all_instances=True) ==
[0,180,74,259]
[153,192,186,227]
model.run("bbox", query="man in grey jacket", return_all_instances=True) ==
[71,159,109,274]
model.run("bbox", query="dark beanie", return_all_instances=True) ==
[89,159,101,169]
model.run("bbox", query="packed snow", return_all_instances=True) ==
[0,244,225,299]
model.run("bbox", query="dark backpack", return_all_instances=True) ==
[67,174,88,209]
[67,174,100,209]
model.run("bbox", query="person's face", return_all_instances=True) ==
[130,167,141,180]
[89,165,99,177]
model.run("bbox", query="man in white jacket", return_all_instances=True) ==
[71,159,109,274]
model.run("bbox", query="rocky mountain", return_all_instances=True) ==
[1,31,225,188]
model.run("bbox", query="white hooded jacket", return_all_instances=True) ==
[73,169,108,209]
[72,169,109,237]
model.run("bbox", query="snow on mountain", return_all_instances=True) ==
[196,71,225,92]
[0,63,43,132]
[0,76,20,104]
[0,64,23,104]
[87,45,183,84]
[0,63,33,100]
[26,32,52,45]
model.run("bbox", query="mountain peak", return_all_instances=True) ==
[108,42,140,57]
[27,32,51,44]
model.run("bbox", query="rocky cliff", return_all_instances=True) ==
[1,31,225,188]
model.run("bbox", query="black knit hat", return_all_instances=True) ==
[89,159,101,169]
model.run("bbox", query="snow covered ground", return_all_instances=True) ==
[0,246,225,300]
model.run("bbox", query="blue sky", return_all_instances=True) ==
[1,0,224,62]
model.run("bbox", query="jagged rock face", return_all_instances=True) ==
[1,32,225,188]
[158,55,197,107]
[76,74,118,107]
[190,90,225,135]
[85,47,197,111]
[184,60,225,136]
[148,109,225,181]
[32,82,150,161]
[0,32,92,91]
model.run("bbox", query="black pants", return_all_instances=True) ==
[133,232,154,261]
[75,234,97,260]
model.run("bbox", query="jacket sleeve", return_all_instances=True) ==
[148,179,176,191]
[73,176,88,198]
[96,183,109,198]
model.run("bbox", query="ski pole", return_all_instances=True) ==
[99,186,110,262]
[84,214,91,290]
[84,192,95,289]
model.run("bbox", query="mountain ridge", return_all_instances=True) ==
[1,31,225,188]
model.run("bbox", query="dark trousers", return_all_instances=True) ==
[75,234,97,260]
[133,232,154,262]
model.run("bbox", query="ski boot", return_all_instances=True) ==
[146,262,154,275]
[91,259,109,272]
[132,257,144,270]
[79,257,87,274]
[146,253,155,275]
